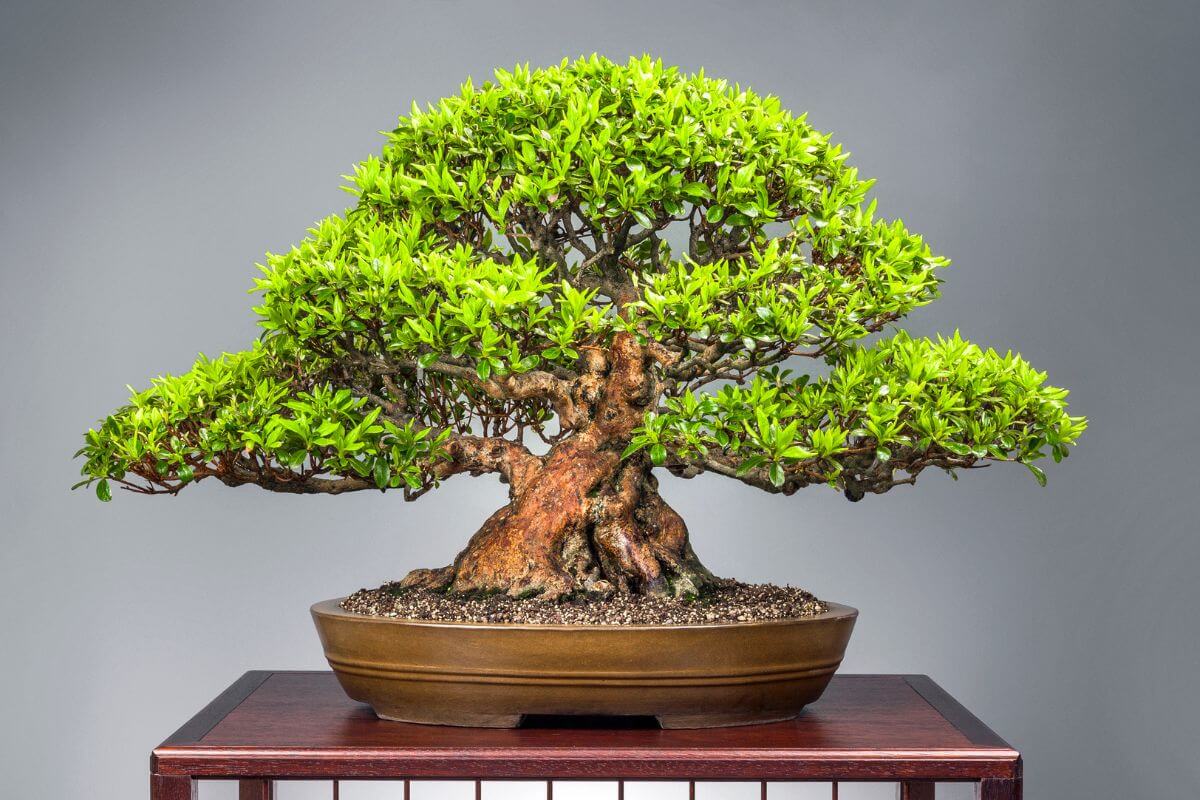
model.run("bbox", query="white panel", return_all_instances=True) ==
[275,780,340,800]
[409,781,478,800]
[623,782,690,800]
[761,783,836,799]
[548,781,619,800]
[338,780,413,799]
[200,781,239,800]
[694,782,761,800]
[480,781,549,800]
[832,784,895,800]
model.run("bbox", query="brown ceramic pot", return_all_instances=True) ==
[312,598,857,728]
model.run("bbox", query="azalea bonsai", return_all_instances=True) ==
[77,56,1085,601]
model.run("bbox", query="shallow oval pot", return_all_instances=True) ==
[312,598,857,728]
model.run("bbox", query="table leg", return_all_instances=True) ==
[239,778,275,799]
[151,774,196,800]
[977,779,1021,799]
[898,782,935,799]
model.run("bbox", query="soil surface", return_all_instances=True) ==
[339,580,827,625]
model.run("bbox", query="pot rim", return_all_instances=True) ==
[311,597,858,632]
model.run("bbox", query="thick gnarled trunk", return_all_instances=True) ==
[401,332,715,599]
[402,451,713,598]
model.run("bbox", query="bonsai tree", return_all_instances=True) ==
[77,56,1085,600]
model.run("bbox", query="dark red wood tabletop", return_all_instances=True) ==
[151,671,1020,785]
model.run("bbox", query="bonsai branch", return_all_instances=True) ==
[212,458,377,494]
[667,446,994,500]
[428,435,543,495]
[350,353,582,429]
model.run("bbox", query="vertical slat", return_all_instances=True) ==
[475,779,482,800]
[547,780,553,800]
[404,780,411,800]
[689,781,696,800]
[332,779,339,800]
[151,774,196,800]
[239,778,274,800]
[617,780,624,800]
[977,779,1021,800]
[760,782,767,800]
[898,782,934,800]
[831,782,838,800]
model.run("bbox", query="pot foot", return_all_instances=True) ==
[374,709,524,728]
[656,711,802,729]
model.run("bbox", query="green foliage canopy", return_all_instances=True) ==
[77,55,1084,502]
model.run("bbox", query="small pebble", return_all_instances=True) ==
[340,580,827,625]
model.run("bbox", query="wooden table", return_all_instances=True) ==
[150,671,1021,799]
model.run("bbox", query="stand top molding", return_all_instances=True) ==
[151,671,1020,783]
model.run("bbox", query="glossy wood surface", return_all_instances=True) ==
[897,781,935,800]
[238,778,274,800]
[152,671,1020,782]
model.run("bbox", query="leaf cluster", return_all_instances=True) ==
[76,342,447,499]
[626,220,944,378]
[627,331,1086,493]
[357,54,861,240]
[253,214,608,380]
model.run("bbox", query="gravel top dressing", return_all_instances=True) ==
[340,580,827,625]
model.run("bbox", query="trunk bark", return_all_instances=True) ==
[401,332,715,599]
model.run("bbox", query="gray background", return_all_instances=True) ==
[2,1,1198,797]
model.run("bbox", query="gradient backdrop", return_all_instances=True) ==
[3,1,1198,798]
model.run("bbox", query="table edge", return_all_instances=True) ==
[159,670,273,747]
[151,746,1021,780]
[903,675,1016,751]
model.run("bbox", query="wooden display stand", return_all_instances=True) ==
[150,672,1021,799]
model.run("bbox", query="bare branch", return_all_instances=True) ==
[429,435,543,496]
[666,446,991,500]
[212,459,377,494]
[394,357,580,428]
